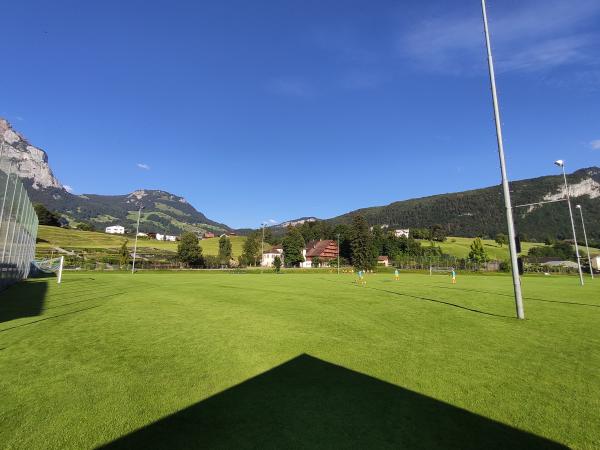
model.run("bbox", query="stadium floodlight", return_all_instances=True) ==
[337,233,340,275]
[131,204,144,274]
[481,0,525,319]
[575,205,594,279]
[554,160,584,286]
[260,222,267,272]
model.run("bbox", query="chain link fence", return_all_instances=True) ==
[0,152,39,290]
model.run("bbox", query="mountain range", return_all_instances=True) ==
[0,118,230,235]
[1,117,598,240]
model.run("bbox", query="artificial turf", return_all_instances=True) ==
[0,271,598,449]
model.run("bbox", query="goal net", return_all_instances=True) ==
[32,256,64,283]
[429,266,453,276]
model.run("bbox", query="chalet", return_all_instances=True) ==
[377,256,389,267]
[261,246,284,267]
[105,225,125,235]
[203,232,215,239]
[300,239,339,268]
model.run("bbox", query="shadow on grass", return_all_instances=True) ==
[319,277,511,318]
[99,354,565,450]
[422,282,600,309]
[0,278,48,324]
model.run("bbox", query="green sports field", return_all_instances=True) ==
[1,272,598,449]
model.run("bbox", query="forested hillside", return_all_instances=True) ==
[326,167,600,241]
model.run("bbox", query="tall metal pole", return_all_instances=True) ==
[337,233,340,275]
[557,163,584,285]
[131,204,143,274]
[260,223,265,272]
[576,205,593,279]
[481,0,525,319]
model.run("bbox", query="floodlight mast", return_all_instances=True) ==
[554,159,584,285]
[481,0,525,319]
[576,205,594,279]
[337,233,340,275]
[131,204,144,274]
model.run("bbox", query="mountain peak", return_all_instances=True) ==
[0,117,63,190]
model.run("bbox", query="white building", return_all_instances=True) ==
[155,233,177,242]
[394,229,410,238]
[105,225,125,234]
[137,232,148,237]
[261,246,284,267]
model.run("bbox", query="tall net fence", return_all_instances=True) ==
[0,153,39,290]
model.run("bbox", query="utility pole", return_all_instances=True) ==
[131,204,143,274]
[260,222,266,273]
[481,0,525,319]
[337,233,340,275]
[576,204,594,279]
[555,160,584,286]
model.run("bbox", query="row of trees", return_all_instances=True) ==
[276,215,443,270]
[176,233,233,267]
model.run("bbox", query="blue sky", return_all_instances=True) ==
[2,0,599,228]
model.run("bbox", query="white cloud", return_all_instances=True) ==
[15,116,24,121]
[590,140,600,150]
[268,219,278,224]
[398,0,600,75]
[63,185,74,193]
[137,163,150,170]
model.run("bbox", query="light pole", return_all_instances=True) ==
[576,204,594,279]
[260,222,266,272]
[131,204,144,274]
[481,0,525,319]
[554,160,584,286]
[337,233,340,275]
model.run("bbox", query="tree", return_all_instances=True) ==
[430,224,447,242]
[468,237,488,264]
[177,232,203,266]
[219,235,232,265]
[350,215,375,270]
[282,227,305,267]
[78,222,95,232]
[311,256,321,268]
[242,231,261,265]
[495,233,508,247]
[34,203,61,227]
[119,240,129,267]
[273,255,282,272]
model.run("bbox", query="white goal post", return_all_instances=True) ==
[429,266,453,276]
[32,256,64,283]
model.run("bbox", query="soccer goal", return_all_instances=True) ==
[429,266,453,276]
[32,256,64,283]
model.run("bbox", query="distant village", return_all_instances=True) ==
[104,225,235,242]
[105,224,415,268]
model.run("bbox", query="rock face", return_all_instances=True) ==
[0,119,63,190]
[0,117,231,234]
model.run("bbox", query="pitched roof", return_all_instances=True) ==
[305,240,338,258]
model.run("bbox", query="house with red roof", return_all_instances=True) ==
[300,240,339,268]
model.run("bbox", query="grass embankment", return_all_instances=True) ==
[36,225,247,256]
[1,272,598,448]
[416,236,592,259]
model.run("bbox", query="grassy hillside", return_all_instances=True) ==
[36,226,247,256]
[419,237,544,260]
